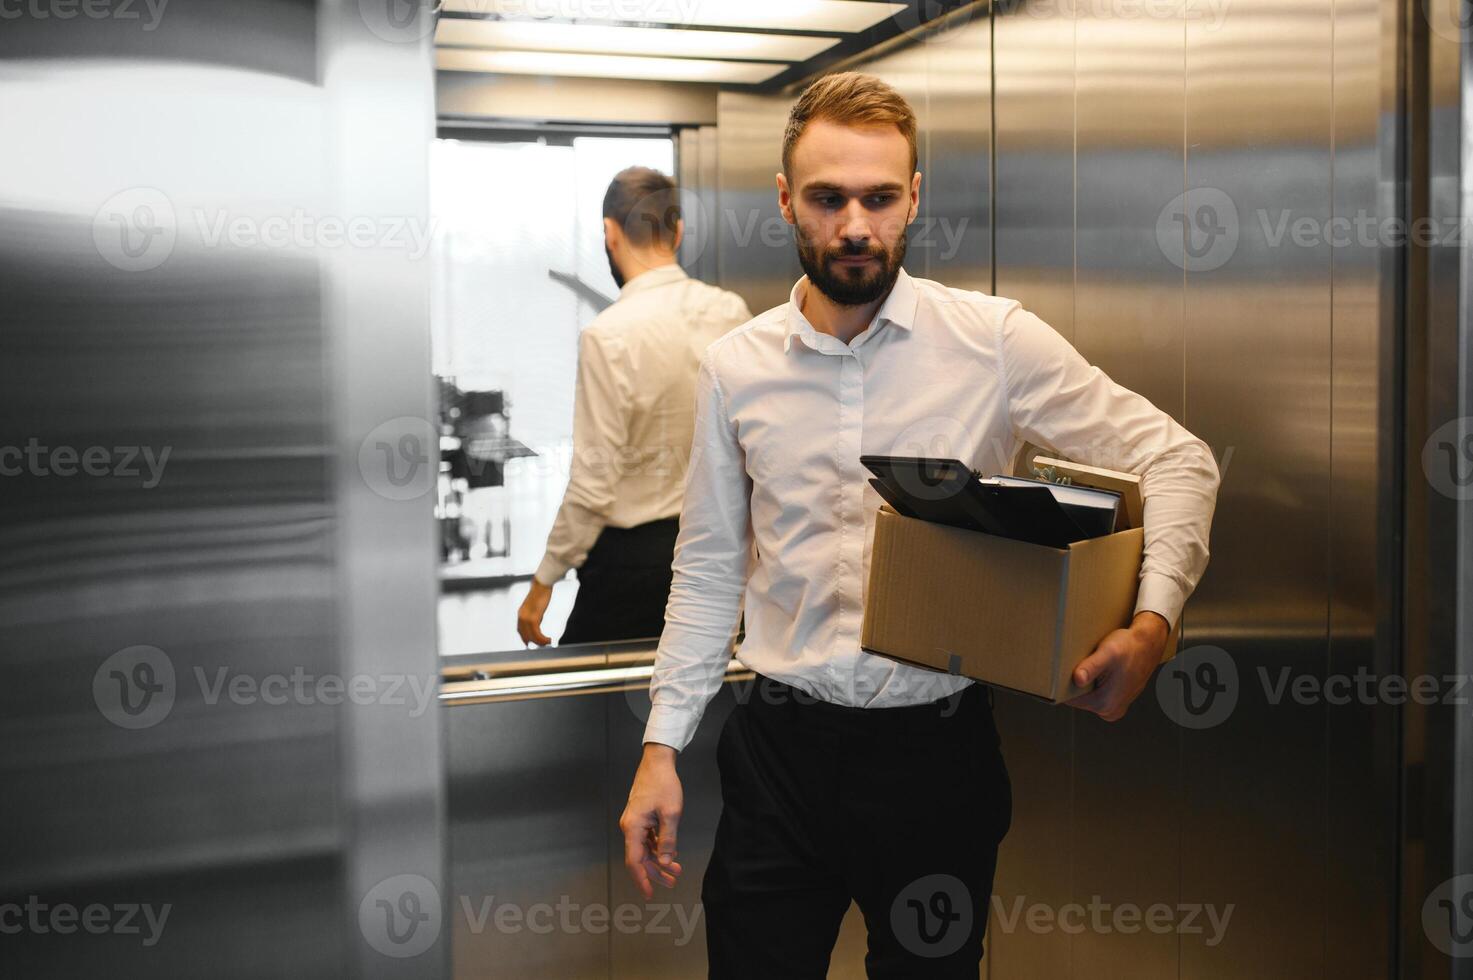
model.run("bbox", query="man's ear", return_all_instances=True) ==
[671,217,685,253]
[603,216,621,250]
[908,170,922,225]
[776,171,795,225]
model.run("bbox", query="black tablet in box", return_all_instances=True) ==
[860,454,1105,549]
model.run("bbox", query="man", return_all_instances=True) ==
[518,167,752,647]
[618,73,1221,977]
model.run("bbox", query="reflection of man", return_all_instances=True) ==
[619,73,1221,976]
[518,167,752,647]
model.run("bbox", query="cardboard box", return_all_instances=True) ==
[861,505,1182,703]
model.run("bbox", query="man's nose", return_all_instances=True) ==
[837,200,873,242]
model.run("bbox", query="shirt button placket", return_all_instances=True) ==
[841,354,864,695]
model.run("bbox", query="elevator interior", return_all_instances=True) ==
[2,0,1470,978]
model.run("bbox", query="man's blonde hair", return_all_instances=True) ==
[782,71,919,178]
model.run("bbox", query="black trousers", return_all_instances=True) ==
[557,517,679,646]
[703,673,1012,979]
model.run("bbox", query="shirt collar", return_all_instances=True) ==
[617,262,687,300]
[783,266,918,353]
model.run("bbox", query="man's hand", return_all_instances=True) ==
[516,579,554,646]
[619,743,684,900]
[1065,611,1171,722]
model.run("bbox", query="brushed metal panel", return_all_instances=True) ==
[679,126,703,276]
[1402,0,1473,974]
[0,2,444,977]
[1181,0,1334,976]
[608,684,738,979]
[1325,0,1398,972]
[860,37,932,283]
[992,3,1076,332]
[924,14,993,292]
[0,8,346,979]
[447,695,610,979]
[716,90,801,316]
[699,125,721,285]
[322,0,447,976]
[989,3,1078,977]
[1067,2,1185,977]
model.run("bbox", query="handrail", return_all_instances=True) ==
[439,642,750,706]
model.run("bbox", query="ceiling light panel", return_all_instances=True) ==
[436,19,839,61]
[440,0,909,33]
[436,48,789,83]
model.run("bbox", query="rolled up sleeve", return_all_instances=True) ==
[642,351,752,752]
[998,304,1221,631]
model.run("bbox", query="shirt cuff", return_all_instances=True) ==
[1134,570,1187,633]
[642,702,702,754]
[534,554,572,588]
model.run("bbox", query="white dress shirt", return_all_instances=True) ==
[644,267,1221,751]
[535,263,752,587]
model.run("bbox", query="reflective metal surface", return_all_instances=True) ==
[1402,0,1473,975]
[985,0,1399,975]
[716,0,1401,976]
[443,639,741,980]
[989,3,1078,975]
[0,1,444,976]
[1181,1,1335,975]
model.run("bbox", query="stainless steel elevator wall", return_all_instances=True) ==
[0,3,445,977]
[712,1,1400,976]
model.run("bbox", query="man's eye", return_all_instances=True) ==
[868,195,895,206]
[817,196,841,208]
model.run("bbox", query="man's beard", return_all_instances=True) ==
[796,228,907,307]
[605,244,626,289]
